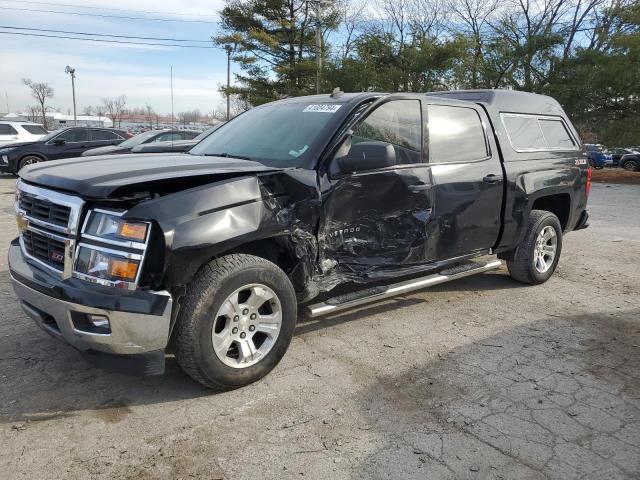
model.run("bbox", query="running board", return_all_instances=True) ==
[306,259,502,318]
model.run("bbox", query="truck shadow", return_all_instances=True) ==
[349,310,640,479]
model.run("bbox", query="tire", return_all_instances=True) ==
[506,210,563,285]
[175,254,297,390]
[621,159,639,172]
[18,155,42,171]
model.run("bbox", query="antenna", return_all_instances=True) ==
[170,66,174,129]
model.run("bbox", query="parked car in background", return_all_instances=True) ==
[605,147,639,166]
[131,124,225,154]
[82,129,200,157]
[619,150,640,171]
[0,127,130,173]
[0,121,48,145]
[585,144,611,169]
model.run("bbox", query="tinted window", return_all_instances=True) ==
[352,100,422,164]
[428,105,488,163]
[501,115,546,151]
[21,125,47,135]
[182,131,199,140]
[539,119,575,149]
[0,124,18,135]
[155,132,181,142]
[55,129,88,142]
[90,129,121,141]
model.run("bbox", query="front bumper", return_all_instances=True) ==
[9,240,173,374]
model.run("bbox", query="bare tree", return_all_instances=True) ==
[25,105,41,123]
[82,105,94,116]
[22,78,54,129]
[102,95,127,128]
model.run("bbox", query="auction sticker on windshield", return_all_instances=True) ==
[303,104,342,113]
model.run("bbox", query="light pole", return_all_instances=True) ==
[65,66,77,125]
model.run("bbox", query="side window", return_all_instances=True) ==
[183,131,199,140]
[502,115,546,150]
[539,119,575,149]
[428,105,488,163]
[90,129,120,141]
[352,100,422,165]
[21,125,47,135]
[502,114,577,151]
[56,129,88,142]
[0,124,18,135]
[155,132,179,142]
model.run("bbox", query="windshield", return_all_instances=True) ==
[193,124,223,141]
[119,130,161,148]
[190,102,344,167]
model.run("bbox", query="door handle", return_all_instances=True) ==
[408,183,430,192]
[483,174,502,184]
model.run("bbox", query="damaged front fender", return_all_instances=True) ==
[125,169,321,295]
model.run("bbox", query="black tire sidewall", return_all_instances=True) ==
[19,156,41,170]
[192,264,297,388]
[528,214,563,283]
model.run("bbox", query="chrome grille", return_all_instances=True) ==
[16,180,85,278]
[22,229,66,270]
[19,194,71,228]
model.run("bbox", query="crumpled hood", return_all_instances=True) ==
[19,153,281,198]
[82,145,129,156]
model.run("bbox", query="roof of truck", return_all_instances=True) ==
[425,89,567,117]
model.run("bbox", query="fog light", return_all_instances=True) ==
[71,312,111,334]
[88,315,110,329]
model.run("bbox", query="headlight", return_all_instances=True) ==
[84,210,149,243]
[74,245,142,285]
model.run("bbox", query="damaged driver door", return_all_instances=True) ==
[319,97,436,279]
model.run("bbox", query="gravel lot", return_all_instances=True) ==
[0,176,638,480]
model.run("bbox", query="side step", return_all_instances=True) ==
[306,259,502,318]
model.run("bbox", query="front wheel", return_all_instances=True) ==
[175,254,297,390]
[622,159,639,172]
[507,210,563,285]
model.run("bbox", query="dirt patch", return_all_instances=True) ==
[591,168,640,185]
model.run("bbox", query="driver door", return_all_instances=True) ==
[319,97,437,278]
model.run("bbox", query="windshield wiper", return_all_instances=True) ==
[201,152,253,161]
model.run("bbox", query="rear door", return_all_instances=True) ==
[427,103,503,259]
[89,129,124,147]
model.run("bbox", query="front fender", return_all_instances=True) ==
[125,170,320,288]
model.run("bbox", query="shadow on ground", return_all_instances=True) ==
[352,309,640,479]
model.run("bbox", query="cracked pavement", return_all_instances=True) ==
[0,178,638,479]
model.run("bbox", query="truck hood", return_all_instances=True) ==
[19,153,281,198]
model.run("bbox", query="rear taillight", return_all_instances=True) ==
[586,167,592,196]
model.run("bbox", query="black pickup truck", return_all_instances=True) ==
[9,89,590,389]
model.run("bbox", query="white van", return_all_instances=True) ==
[0,121,48,145]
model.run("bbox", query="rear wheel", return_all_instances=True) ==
[507,210,563,285]
[18,155,41,170]
[175,254,297,390]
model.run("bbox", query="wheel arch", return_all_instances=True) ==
[530,193,572,231]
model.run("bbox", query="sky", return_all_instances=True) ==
[0,0,231,115]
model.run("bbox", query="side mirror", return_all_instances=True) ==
[53,138,66,145]
[338,141,396,173]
